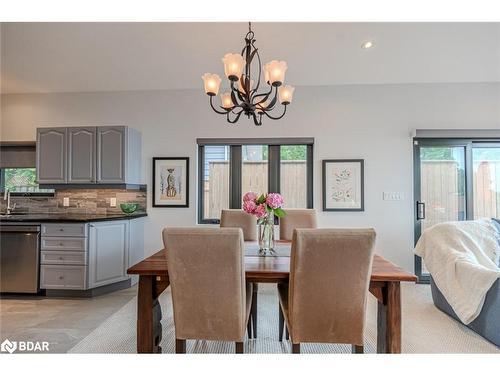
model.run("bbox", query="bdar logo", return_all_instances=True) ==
[1,339,17,354]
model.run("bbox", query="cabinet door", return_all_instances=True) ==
[88,220,129,288]
[36,128,67,183]
[67,127,96,183]
[96,126,126,183]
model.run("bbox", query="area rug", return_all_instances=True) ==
[69,284,499,353]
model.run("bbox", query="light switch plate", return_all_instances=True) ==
[63,197,70,207]
[110,197,117,207]
[383,192,405,201]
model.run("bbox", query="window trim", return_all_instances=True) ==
[198,139,314,224]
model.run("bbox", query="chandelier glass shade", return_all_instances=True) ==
[202,23,294,126]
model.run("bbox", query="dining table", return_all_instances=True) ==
[127,240,418,354]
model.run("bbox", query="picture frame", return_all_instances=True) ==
[152,157,189,208]
[322,159,364,211]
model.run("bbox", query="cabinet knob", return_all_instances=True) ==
[59,257,64,260]
[59,242,64,246]
[59,228,64,232]
[59,276,64,280]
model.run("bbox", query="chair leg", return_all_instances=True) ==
[352,345,364,354]
[292,343,300,354]
[247,316,253,339]
[285,325,289,340]
[175,339,186,354]
[235,341,244,354]
[251,283,258,338]
[278,305,284,342]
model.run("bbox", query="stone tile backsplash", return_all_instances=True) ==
[2,188,147,215]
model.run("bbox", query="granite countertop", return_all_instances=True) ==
[0,212,148,223]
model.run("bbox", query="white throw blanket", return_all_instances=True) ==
[415,219,500,324]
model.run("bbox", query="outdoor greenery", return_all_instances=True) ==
[2,168,53,193]
[4,168,38,191]
[421,147,500,161]
[261,145,307,160]
[280,145,307,160]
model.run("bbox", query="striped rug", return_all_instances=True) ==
[69,283,499,354]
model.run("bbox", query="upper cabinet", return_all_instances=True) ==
[37,127,67,184]
[96,127,125,183]
[68,127,96,183]
[37,126,142,186]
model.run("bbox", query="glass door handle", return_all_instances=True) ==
[416,201,426,220]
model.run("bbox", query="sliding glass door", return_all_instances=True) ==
[413,138,500,282]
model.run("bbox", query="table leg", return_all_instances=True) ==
[376,281,401,354]
[137,275,162,353]
[251,283,258,338]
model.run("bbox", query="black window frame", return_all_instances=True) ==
[197,138,314,224]
[413,137,500,283]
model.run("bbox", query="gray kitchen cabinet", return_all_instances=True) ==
[67,127,96,183]
[36,127,67,183]
[88,220,129,289]
[36,126,142,186]
[96,126,142,184]
[40,265,87,290]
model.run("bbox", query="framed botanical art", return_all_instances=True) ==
[322,159,364,211]
[152,157,189,207]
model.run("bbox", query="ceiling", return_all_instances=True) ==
[1,22,499,94]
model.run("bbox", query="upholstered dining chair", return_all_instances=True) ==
[279,209,317,241]
[278,228,376,353]
[163,227,253,353]
[220,209,258,338]
[220,209,257,241]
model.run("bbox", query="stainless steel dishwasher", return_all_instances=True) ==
[0,223,40,293]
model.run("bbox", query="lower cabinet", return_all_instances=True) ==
[88,220,129,289]
[40,265,87,290]
[40,220,134,291]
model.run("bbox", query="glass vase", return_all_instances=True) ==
[258,213,275,255]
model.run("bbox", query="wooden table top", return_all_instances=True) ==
[128,241,417,283]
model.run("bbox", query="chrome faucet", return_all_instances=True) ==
[3,189,16,215]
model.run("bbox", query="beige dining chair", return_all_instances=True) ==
[278,228,376,353]
[220,209,257,241]
[279,209,318,241]
[163,227,253,353]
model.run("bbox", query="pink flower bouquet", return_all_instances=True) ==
[243,192,285,253]
[242,192,286,221]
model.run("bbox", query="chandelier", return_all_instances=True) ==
[202,22,295,126]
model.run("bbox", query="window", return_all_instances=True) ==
[280,145,308,208]
[0,144,54,196]
[201,146,230,221]
[198,138,313,224]
[242,145,268,196]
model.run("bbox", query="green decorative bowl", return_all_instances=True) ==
[120,203,138,214]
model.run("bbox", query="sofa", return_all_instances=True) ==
[430,275,500,347]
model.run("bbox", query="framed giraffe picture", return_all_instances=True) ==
[152,157,189,207]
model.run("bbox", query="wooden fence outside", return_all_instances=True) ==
[204,160,307,219]
[204,159,500,221]
[421,160,500,230]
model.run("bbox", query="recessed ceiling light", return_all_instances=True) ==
[361,41,374,49]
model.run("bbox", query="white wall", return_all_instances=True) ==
[1,83,499,271]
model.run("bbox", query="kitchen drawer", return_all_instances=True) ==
[41,223,87,237]
[40,265,87,290]
[41,236,87,252]
[41,251,87,265]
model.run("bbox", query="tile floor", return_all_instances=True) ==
[0,286,137,353]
